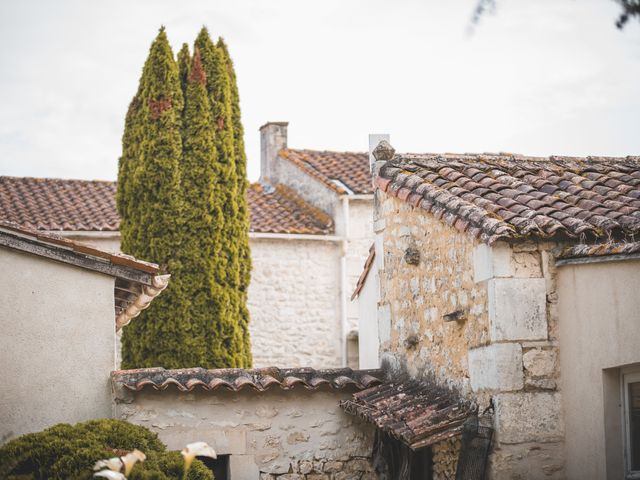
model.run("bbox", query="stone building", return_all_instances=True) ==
[356,142,640,479]
[112,367,382,479]
[0,220,168,442]
[0,122,375,368]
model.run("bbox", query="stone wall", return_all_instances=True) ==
[374,193,566,479]
[249,238,342,367]
[113,386,377,479]
[375,193,489,393]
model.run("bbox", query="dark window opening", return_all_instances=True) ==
[198,454,229,480]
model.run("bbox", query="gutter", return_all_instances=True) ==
[249,232,342,242]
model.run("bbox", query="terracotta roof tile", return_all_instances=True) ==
[376,154,640,244]
[558,240,640,260]
[340,379,473,449]
[279,149,372,194]
[0,176,119,231]
[248,183,334,235]
[112,367,383,393]
[0,176,334,236]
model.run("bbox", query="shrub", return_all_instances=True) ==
[0,419,212,480]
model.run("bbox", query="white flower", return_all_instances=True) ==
[121,449,146,476]
[181,442,217,472]
[93,470,127,480]
[93,457,124,472]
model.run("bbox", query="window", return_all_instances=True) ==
[198,454,229,480]
[623,372,640,479]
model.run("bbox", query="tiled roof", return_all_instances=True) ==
[248,183,334,234]
[0,220,169,329]
[112,367,383,392]
[279,149,372,195]
[0,176,334,235]
[376,153,640,244]
[351,243,375,300]
[0,176,119,231]
[558,241,640,260]
[340,379,473,449]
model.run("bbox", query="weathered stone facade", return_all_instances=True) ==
[374,193,566,479]
[114,386,377,479]
[249,238,342,367]
[375,193,489,393]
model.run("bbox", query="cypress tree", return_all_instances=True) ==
[174,48,230,367]
[119,27,189,369]
[177,43,191,98]
[195,27,252,367]
[217,37,252,363]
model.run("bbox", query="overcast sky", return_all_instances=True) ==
[0,0,638,182]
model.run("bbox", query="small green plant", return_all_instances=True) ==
[0,419,213,480]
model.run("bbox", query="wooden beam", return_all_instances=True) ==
[0,231,156,285]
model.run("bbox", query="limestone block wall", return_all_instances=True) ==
[113,386,377,479]
[249,238,342,367]
[374,193,566,479]
[374,193,489,392]
[470,240,565,479]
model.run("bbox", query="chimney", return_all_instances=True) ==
[368,134,390,171]
[260,122,288,184]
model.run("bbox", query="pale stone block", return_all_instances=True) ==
[488,441,565,480]
[230,454,260,478]
[473,243,513,283]
[523,349,557,378]
[494,392,564,444]
[468,343,523,392]
[488,278,547,341]
[512,251,542,278]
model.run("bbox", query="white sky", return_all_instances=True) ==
[0,0,638,182]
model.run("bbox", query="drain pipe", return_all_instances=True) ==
[340,195,350,367]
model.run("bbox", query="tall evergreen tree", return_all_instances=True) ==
[118,28,189,369]
[118,27,252,369]
[195,27,252,367]
[217,37,252,362]
[177,43,191,98]
[174,48,230,367]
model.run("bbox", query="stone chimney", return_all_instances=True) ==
[260,122,288,184]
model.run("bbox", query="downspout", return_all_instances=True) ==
[340,195,350,367]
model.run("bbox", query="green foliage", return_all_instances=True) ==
[129,452,212,480]
[119,27,188,369]
[177,43,191,99]
[193,27,252,368]
[0,419,196,480]
[217,37,252,363]
[118,26,252,369]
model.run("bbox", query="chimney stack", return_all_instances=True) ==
[260,122,288,184]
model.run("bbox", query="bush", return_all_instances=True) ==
[0,419,213,480]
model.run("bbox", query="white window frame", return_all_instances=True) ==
[622,370,640,479]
